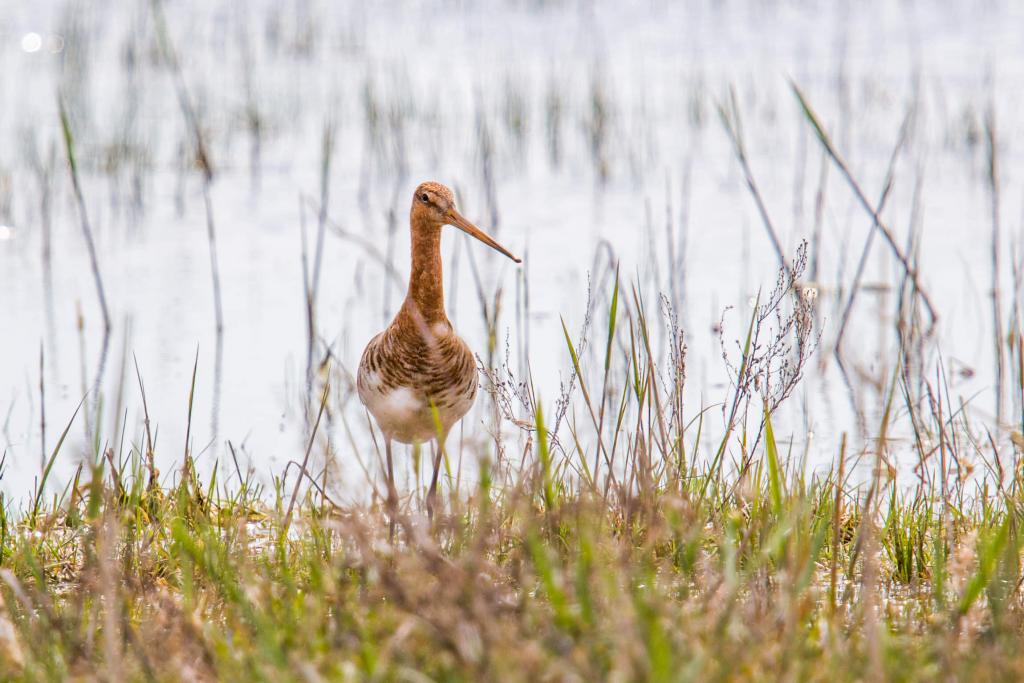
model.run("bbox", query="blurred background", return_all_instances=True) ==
[1,0,1022,499]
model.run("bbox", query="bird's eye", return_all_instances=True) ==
[420,193,429,203]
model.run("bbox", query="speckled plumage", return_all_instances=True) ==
[357,307,478,444]
[357,181,519,518]
[357,181,519,445]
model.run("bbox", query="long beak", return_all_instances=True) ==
[447,207,522,264]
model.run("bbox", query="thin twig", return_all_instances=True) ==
[791,82,938,326]
[304,195,405,291]
[833,105,915,354]
[152,0,224,335]
[304,121,336,390]
[133,354,157,488]
[58,100,111,333]
[718,88,791,277]
[182,348,199,482]
[285,381,330,530]
[985,108,1005,425]
[39,342,45,471]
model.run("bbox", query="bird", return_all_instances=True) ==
[357,181,520,523]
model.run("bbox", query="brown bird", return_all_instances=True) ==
[357,181,520,521]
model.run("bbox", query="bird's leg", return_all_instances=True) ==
[385,437,397,540]
[426,432,447,520]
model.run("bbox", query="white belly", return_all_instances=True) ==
[358,370,474,444]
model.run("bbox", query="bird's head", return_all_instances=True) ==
[411,181,521,264]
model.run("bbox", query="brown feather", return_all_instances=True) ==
[357,182,478,444]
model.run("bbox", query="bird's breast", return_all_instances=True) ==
[357,324,478,444]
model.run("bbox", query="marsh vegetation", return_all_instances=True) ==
[2,1,1024,679]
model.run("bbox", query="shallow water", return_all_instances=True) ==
[1,0,1023,500]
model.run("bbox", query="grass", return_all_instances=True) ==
[3,261,1024,682]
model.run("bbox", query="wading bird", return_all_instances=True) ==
[357,181,520,523]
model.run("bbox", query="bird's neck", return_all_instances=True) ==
[404,219,447,324]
